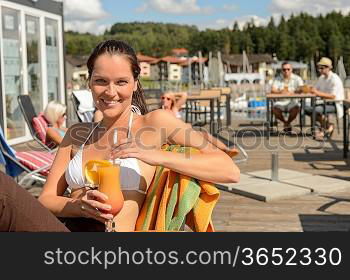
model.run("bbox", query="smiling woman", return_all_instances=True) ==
[34,39,240,232]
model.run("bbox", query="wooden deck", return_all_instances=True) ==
[212,119,350,232]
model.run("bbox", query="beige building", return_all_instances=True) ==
[169,63,182,81]
[222,54,274,76]
[150,56,185,81]
[65,55,88,90]
[137,54,156,78]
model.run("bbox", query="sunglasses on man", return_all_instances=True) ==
[282,68,291,72]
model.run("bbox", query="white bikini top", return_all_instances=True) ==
[65,107,143,192]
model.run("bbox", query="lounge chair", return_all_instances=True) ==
[0,127,54,187]
[17,95,56,151]
[71,90,95,122]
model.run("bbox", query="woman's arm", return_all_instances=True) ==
[113,110,240,184]
[39,124,113,223]
[39,124,83,217]
[173,91,188,109]
[158,110,239,183]
[46,127,64,145]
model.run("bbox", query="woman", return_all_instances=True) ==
[44,101,67,146]
[7,40,238,232]
[161,91,187,119]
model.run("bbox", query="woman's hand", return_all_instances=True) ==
[79,189,114,223]
[110,137,163,166]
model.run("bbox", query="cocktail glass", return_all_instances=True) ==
[97,163,124,232]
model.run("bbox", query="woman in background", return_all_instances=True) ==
[44,101,67,146]
[161,91,187,119]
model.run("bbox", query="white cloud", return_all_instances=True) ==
[234,15,269,29]
[62,0,109,34]
[270,0,350,16]
[137,0,213,15]
[63,0,108,21]
[198,15,270,31]
[65,21,111,34]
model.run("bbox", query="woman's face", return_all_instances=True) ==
[57,112,66,127]
[161,94,173,109]
[89,54,137,119]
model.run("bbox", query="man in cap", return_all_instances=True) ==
[305,57,344,139]
[271,61,304,132]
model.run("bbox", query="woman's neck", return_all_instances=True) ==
[100,106,131,130]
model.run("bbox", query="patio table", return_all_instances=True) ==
[266,93,316,139]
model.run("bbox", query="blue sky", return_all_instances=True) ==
[100,0,270,27]
[61,0,350,34]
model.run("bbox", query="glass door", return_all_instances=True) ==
[1,7,25,140]
[25,15,42,113]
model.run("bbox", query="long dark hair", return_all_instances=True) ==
[87,40,148,115]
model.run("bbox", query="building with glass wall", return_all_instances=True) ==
[0,0,65,144]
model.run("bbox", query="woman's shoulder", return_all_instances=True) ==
[140,109,185,131]
[143,109,175,124]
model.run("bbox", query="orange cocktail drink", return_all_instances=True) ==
[98,165,124,216]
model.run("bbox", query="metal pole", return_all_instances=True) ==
[208,51,212,87]
[198,51,203,89]
[271,151,279,181]
[188,58,192,94]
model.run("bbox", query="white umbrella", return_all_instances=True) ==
[310,58,317,81]
[337,56,347,83]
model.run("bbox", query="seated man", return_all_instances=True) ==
[271,62,304,132]
[304,57,344,139]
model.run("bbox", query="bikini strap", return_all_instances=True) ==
[127,112,133,139]
[81,122,101,147]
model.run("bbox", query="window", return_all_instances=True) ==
[45,18,60,102]
[26,15,42,113]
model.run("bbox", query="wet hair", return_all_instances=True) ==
[87,40,148,115]
[44,101,66,125]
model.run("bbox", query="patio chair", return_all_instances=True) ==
[71,90,95,122]
[17,95,56,151]
[322,99,340,135]
[187,89,221,127]
[304,97,341,138]
[0,127,54,187]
